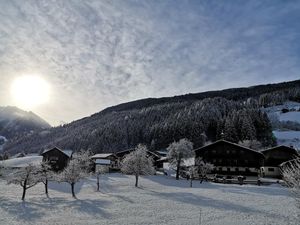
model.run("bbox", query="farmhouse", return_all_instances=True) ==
[195,140,264,175]
[91,153,118,171]
[41,147,73,171]
[260,145,298,177]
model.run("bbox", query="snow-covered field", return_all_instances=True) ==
[0,156,43,168]
[0,173,297,225]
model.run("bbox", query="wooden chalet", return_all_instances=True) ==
[260,145,299,177]
[195,140,264,176]
[41,147,73,171]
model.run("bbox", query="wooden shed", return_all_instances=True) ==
[41,147,73,171]
[91,153,118,171]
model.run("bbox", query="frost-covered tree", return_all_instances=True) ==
[195,158,214,183]
[58,150,91,198]
[6,164,40,200]
[167,138,194,180]
[238,140,262,150]
[282,159,300,209]
[37,160,53,197]
[121,144,155,187]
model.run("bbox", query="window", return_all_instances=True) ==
[268,168,275,172]
[226,150,230,154]
[218,167,222,171]
[212,150,216,154]
[235,168,239,172]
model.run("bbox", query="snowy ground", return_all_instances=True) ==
[0,173,297,225]
[0,156,43,168]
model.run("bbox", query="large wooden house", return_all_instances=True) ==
[195,140,265,175]
[41,147,73,171]
[260,145,298,177]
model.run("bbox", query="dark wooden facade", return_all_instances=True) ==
[41,147,73,171]
[195,140,264,175]
[262,145,298,167]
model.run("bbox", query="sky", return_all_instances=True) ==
[0,0,300,125]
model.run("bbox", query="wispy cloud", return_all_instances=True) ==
[0,0,300,124]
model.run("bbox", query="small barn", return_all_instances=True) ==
[195,140,264,176]
[91,153,118,171]
[41,147,73,171]
[260,145,298,178]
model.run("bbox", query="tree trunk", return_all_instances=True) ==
[200,177,203,184]
[135,174,139,187]
[190,178,193,187]
[22,186,26,201]
[71,183,76,198]
[45,179,48,196]
[97,174,100,191]
[22,179,27,201]
[176,158,181,180]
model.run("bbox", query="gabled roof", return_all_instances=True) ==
[194,139,264,156]
[261,145,299,154]
[115,148,160,159]
[42,147,73,158]
[91,153,115,159]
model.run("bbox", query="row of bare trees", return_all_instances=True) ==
[3,138,215,201]
[4,150,92,200]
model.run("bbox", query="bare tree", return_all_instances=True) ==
[95,165,108,192]
[195,157,214,183]
[121,144,155,187]
[58,150,91,198]
[167,138,194,180]
[188,165,198,187]
[6,164,40,201]
[282,158,300,209]
[37,160,53,197]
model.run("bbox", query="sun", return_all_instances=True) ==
[11,75,50,110]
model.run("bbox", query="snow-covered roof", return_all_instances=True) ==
[195,140,264,156]
[42,147,73,158]
[62,150,73,157]
[261,145,298,153]
[91,153,114,159]
[0,156,43,168]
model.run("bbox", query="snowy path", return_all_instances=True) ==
[0,173,297,225]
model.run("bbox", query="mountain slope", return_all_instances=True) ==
[0,106,51,142]
[3,80,300,154]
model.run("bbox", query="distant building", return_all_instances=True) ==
[195,140,264,176]
[115,148,161,168]
[260,145,298,178]
[41,147,73,171]
[91,153,118,171]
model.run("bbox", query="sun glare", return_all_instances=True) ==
[11,75,50,110]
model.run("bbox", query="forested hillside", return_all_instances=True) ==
[3,80,300,154]
[0,106,50,139]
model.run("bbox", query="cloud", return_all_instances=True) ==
[0,0,299,125]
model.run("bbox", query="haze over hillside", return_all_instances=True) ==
[2,79,300,154]
[0,106,51,151]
